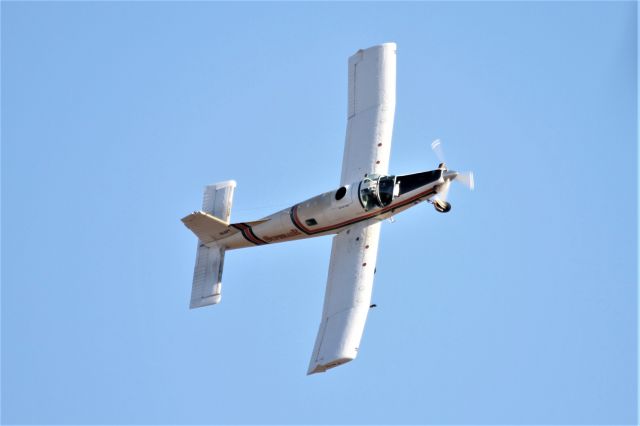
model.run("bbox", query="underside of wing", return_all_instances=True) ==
[340,43,397,186]
[307,222,381,374]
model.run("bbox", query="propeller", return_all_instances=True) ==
[437,180,452,202]
[453,171,475,190]
[430,139,446,164]
[430,139,474,206]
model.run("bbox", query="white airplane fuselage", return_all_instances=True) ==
[218,169,446,250]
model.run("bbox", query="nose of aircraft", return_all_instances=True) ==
[443,170,459,181]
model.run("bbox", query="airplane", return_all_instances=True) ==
[181,43,474,375]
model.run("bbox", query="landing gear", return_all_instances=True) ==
[432,198,451,213]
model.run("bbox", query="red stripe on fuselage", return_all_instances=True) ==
[291,186,436,235]
[231,223,268,245]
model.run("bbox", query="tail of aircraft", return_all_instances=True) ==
[188,180,236,309]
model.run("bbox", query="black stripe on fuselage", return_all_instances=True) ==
[245,225,268,245]
[289,205,312,235]
[231,223,269,245]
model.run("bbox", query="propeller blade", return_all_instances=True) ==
[437,180,451,202]
[431,139,446,164]
[454,171,475,191]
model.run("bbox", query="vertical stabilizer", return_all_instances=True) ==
[189,181,236,308]
[202,180,236,222]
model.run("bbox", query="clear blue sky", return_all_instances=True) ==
[2,2,637,424]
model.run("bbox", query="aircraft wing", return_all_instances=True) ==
[339,43,396,186]
[307,221,381,374]
[306,44,396,374]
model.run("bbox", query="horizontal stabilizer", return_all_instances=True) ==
[187,181,236,308]
[191,243,225,308]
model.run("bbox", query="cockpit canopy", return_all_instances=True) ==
[359,175,397,211]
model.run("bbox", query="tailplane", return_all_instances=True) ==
[187,181,236,308]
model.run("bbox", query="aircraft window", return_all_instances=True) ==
[377,176,396,206]
[335,187,347,200]
[305,218,318,226]
[359,175,396,211]
[359,176,378,211]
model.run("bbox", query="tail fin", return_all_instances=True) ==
[189,181,236,308]
[202,180,236,223]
